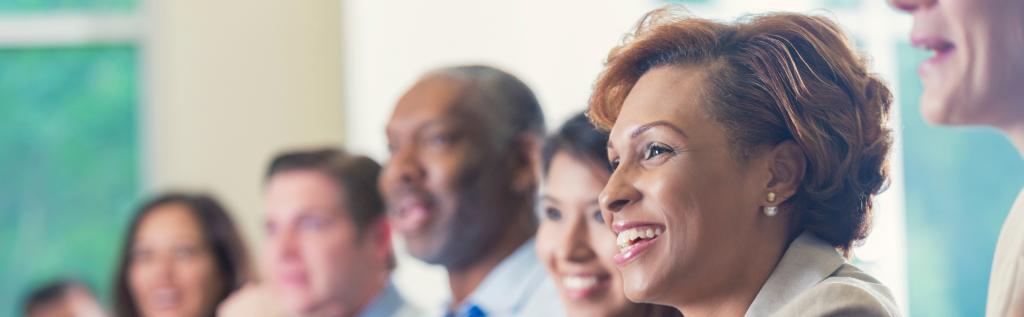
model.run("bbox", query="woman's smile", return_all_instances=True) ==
[613,223,667,266]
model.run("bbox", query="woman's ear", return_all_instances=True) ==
[763,140,806,204]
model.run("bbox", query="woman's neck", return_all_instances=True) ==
[675,270,772,317]
[673,223,793,317]
[617,303,675,317]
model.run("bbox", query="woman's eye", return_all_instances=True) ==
[131,249,152,263]
[174,246,199,259]
[544,207,562,221]
[643,143,674,160]
[592,210,605,224]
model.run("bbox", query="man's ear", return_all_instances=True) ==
[369,217,393,264]
[510,134,542,194]
[763,140,806,205]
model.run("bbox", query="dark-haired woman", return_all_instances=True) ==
[113,193,250,317]
[536,113,680,317]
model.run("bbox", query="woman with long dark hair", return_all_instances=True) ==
[113,193,250,317]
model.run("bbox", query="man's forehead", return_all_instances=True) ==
[388,77,487,132]
[264,201,349,226]
[396,76,463,111]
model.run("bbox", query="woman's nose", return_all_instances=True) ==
[558,217,596,263]
[599,168,641,214]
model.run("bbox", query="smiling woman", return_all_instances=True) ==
[536,113,680,317]
[113,193,250,317]
[587,6,899,317]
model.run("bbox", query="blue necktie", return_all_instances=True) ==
[445,304,486,317]
[465,305,487,317]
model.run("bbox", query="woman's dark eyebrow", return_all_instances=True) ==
[540,195,561,205]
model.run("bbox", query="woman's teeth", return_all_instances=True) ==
[562,275,599,290]
[616,226,663,251]
[152,288,181,309]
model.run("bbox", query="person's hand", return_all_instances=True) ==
[65,286,106,317]
[219,283,348,317]
[217,284,288,317]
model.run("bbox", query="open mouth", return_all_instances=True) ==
[276,269,310,289]
[391,196,435,233]
[560,274,611,300]
[913,36,955,74]
[150,288,182,310]
[613,225,664,265]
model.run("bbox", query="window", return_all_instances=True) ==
[0,6,141,315]
[0,0,135,12]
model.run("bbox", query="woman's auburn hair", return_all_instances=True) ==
[587,6,893,253]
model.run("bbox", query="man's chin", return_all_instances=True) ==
[403,237,444,263]
[278,292,321,316]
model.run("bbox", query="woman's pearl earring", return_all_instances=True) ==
[764,192,778,217]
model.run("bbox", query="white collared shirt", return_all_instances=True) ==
[745,232,901,317]
[445,239,565,317]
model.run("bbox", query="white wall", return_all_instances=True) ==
[341,0,661,161]
[144,0,346,250]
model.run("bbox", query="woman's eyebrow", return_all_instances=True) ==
[630,120,688,139]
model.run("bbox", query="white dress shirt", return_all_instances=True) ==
[445,239,565,317]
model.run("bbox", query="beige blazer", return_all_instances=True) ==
[744,232,901,317]
[987,189,1024,317]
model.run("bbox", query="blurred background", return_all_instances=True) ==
[1,0,1021,316]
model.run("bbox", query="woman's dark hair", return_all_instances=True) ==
[542,112,611,176]
[113,192,251,317]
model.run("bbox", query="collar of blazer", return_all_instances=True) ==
[744,232,846,317]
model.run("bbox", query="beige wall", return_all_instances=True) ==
[143,0,345,248]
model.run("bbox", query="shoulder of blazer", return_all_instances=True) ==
[770,264,901,317]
